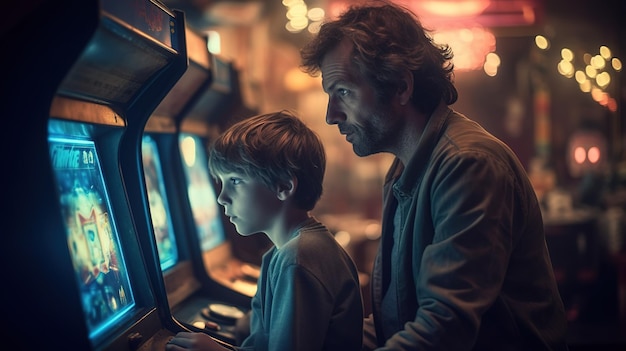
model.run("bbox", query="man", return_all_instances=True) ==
[301,1,568,350]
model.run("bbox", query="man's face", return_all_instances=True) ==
[320,39,401,157]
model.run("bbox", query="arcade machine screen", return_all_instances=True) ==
[142,134,178,271]
[179,132,225,252]
[49,136,135,346]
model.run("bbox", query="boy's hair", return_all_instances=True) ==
[300,0,458,115]
[208,110,325,211]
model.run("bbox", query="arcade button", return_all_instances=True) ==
[192,320,221,331]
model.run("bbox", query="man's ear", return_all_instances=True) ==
[276,177,297,201]
[398,69,414,106]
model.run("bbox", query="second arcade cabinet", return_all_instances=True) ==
[140,27,267,344]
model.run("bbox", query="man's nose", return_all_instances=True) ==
[325,98,345,125]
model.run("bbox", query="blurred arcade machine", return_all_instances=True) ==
[40,0,231,350]
[179,57,268,299]
[140,26,266,344]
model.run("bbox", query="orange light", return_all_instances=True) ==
[432,26,495,71]
[567,130,607,177]
[587,147,600,163]
[574,146,586,164]
[417,0,490,17]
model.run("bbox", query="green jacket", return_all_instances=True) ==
[366,104,568,350]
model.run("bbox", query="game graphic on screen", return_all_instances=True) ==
[179,133,225,252]
[142,135,178,271]
[49,136,135,340]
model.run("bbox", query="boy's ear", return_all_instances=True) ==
[276,177,297,201]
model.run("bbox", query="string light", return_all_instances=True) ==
[283,0,324,34]
[549,43,621,112]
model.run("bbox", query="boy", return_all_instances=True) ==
[166,111,363,351]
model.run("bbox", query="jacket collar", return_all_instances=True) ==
[389,102,452,197]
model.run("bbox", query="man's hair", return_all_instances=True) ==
[208,110,325,211]
[300,0,458,115]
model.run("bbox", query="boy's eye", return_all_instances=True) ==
[230,178,242,185]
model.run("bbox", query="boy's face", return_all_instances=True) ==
[214,171,282,236]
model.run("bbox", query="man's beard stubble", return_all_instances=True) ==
[350,106,399,157]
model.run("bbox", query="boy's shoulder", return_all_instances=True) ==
[271,228,339,264]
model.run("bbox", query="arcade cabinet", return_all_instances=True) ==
[177,57,269,306]
[43,0,231,349]
[140,27,261,344]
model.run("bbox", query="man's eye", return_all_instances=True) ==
[338,88,349,97]
[230,178,242,185]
